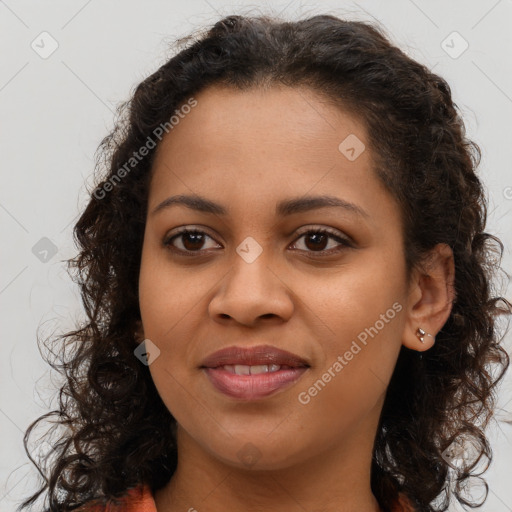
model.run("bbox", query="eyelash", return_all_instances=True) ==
[162,227,353,257]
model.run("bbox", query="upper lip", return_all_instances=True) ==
[200,344,310,368]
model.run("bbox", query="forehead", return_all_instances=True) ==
[151,84,371,187]
[153,83,366,165]
[147,84,399,233]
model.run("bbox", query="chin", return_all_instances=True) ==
[200,431,312,471]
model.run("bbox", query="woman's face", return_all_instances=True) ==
[138,84,411,471]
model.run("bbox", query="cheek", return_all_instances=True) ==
[304,252,404,342]
[139,279,204,425]
[297,258,405,409]
[138,247,211,414]
[295,300,403,443]
[138,245,208,340]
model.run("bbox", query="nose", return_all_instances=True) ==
[208,251,294,327]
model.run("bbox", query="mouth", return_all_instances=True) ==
[200,344,310,400]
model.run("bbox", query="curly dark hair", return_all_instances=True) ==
[19,12,511,512]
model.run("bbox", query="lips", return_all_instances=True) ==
[203,366,308,400]
[200,344,310,369]
[200,345,310,400]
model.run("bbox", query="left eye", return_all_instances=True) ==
[163,228,352,255]
[291,229,352,253]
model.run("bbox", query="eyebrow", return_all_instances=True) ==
[151,193,369,219]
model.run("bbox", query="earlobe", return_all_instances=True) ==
[415,327,435,344]
[402,243,455,352]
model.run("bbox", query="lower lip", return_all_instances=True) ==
[202,366,308,400]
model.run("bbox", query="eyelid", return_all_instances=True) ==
[293,225,351,242]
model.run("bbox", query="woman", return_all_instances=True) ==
[21,13,510,512]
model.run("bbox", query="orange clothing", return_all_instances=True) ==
[76,484,155,512]
[78,482,415,511]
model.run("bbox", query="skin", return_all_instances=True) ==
[137,84,455,512]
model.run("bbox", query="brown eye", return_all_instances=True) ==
[303,232,329,251]
[291,228,352,255]
[163,229,221,253]
[179,231,206,251]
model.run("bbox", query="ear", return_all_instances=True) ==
[403,243,455,352]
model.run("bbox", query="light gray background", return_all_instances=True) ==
[1,1,511,511]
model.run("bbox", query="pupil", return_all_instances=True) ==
[183,232,204,250]
[306,233,327,251]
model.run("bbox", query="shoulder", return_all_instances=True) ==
[74,483,156,512]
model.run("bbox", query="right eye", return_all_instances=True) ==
[163,228,222,255]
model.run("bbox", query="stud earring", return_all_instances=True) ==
[416,327,435,343]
